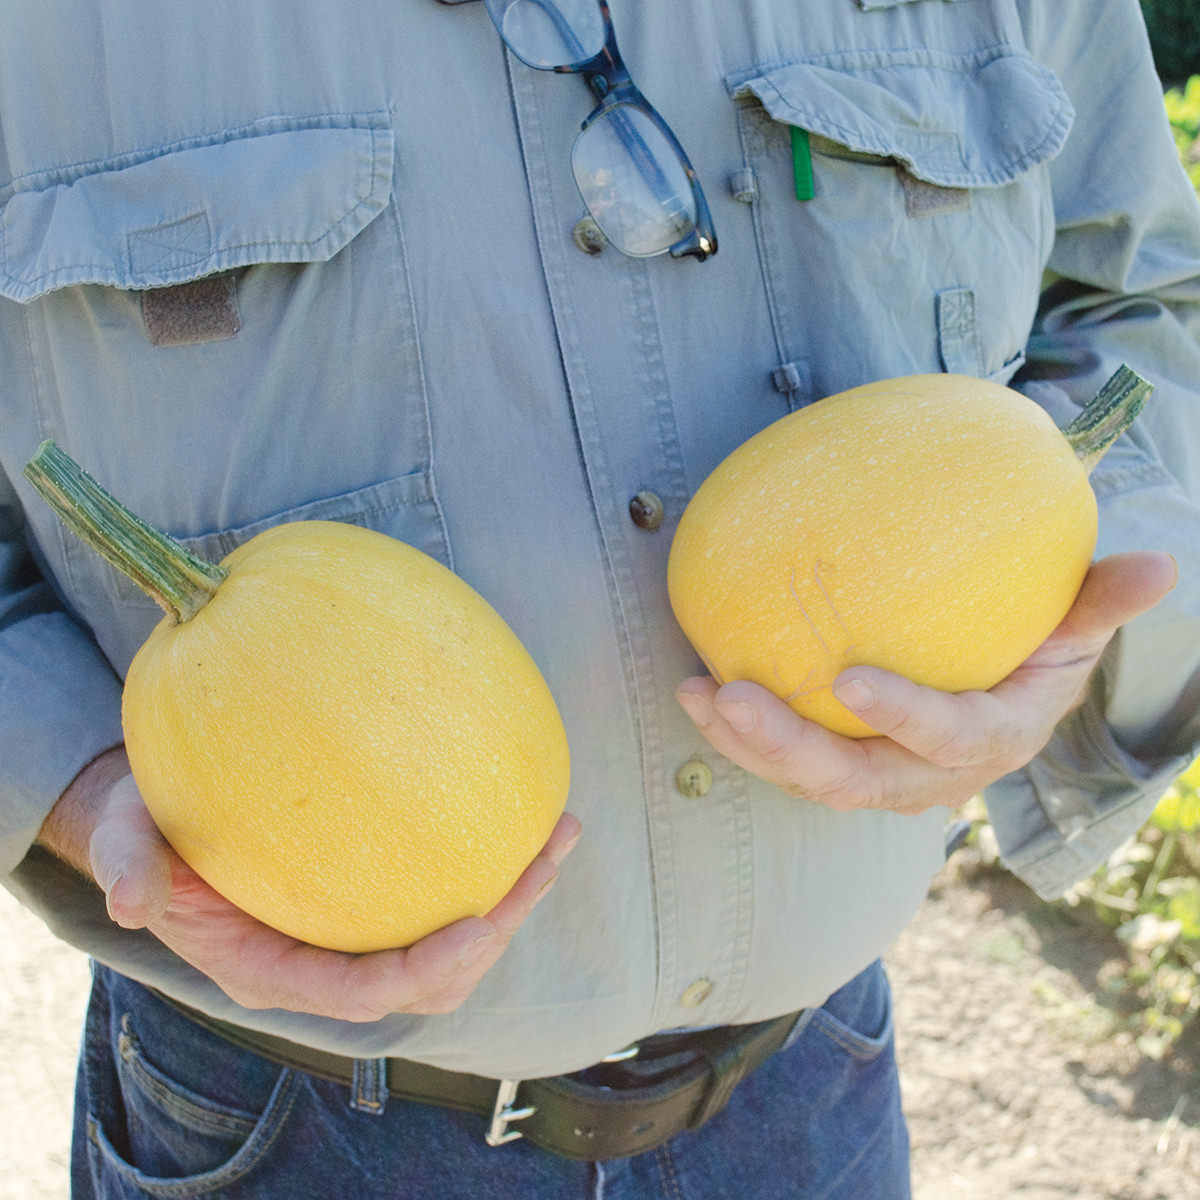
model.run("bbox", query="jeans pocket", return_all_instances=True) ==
[789,959,901,1130]
[707,961,909,1198]
[809,958,894,1058]
[79,968,301,1198]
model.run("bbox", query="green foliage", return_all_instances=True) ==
[1164,76,1200,190]
[1142,0,1200,85]
[1065,766,1200,1059]
[1007,82,1200,1061]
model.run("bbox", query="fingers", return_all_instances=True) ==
[677,677,873,806]
[829,669,1030,772]
[76,759,582,1020]
[399,811,582,1014]
[678,673,1021,814]
[486,811,581,938]
[155,812,583,1021]
[353,916,510,1017]
[678,550,1179,817]
[87,773,175,929]
[311,814,581,1019]
[1034,549,1177,663]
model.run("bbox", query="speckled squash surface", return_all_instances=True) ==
[667,374,1100,738]
[23,437,573,955]
[119,520,570,951]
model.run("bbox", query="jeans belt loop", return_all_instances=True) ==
[350,1056,389,1117]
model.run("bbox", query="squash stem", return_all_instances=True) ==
[22,441,226,624]
[1063,365,1153,474]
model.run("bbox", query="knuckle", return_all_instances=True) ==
[984,722,1033,773]
[216,978,270,1011]
[409,992,470,1016]
[811,764,881,812]
[920,725,982,769]
[910,698,1022,769]
[757,735,800,769]
[395,976,477,1015]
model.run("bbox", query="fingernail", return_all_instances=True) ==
[103,873,124,922]
[557,831,581,862]
[677,691,713,728]
[834,678,875,712]
[460,931,497,966]
[532,871,559,908]
[718,701,756,733]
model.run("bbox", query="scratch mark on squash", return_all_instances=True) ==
[789,562,832,660]
[812,560,856,661]
[782,665,819,703]
[781,560,856,701]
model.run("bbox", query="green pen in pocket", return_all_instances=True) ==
[790,126,814,201]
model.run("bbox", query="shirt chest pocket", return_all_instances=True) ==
[726,43,1073,402]
[0,114,452,673]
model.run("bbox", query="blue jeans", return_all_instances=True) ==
[71,960,910,1199]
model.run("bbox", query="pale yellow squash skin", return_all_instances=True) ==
[667,374,1098,739]
[122,520,570,952]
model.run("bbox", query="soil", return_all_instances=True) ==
[2,843,1198,1199]
[888,843,1200,1199]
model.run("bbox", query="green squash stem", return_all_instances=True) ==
[22,440,226,624]
[19,369,1151,622]
[1062,365,1154,474]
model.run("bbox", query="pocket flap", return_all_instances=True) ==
[728,46,1073,189]
[0,115,395,302]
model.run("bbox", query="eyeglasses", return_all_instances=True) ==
[441,0,717,262]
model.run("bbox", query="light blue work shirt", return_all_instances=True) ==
[3,0,1200,1078]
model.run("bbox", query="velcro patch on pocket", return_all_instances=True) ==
[140,272,241,346]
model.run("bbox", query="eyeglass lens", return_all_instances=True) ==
[573,106,697,256]
[485,0,604,69]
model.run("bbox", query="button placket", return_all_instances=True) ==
[506,63,749,1033]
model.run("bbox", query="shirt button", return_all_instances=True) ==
[573,216,607,255]
[679,979,714,1009]
[629,490,665,531]
[675,760,713,799]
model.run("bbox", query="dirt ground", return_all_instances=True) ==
[2,845,1198,1199]
[889,845,1199,1199]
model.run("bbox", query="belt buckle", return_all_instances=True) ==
[483,1042,641,1150]
[485,1079,537,1147]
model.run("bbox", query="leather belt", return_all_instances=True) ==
[160,995,804,1162]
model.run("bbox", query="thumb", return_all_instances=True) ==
[89,777,174,929]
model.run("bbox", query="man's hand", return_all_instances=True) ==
[40,749,580,1019]
[676,550,1177,816]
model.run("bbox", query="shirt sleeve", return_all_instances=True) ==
[0,466,125,879]
[985,0,1200,898]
